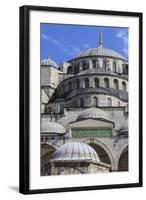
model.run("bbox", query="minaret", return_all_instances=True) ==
[99,32,103,48]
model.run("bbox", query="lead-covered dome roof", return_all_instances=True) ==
[52,142,100,162]
[41,118,66,134]
[76,47,126,60]
[41,55,59,68]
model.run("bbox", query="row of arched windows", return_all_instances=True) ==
[60,78,127,95]
[75,78,126,90]
[68,60,128,74]
[78,96,121,107]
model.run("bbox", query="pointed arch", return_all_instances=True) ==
[84,78,89,88]
[113,62,116,72]
[107,98,112,107]
[122,81,126,91]
[85,139,116,171]
[94,77,99,88]
[118,145,128,171]
[92,96,98,107]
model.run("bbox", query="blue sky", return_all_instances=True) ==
[41,24,128,65]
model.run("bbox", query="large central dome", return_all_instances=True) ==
[75,32,126,60]
[76,47,126,60]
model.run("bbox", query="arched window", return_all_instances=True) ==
[84,78,89,88]
[82,61,86,70]
[93,96,98,107]
[125,64,128,74]
[113,79,119,89]
[122,64,125,74]
[86,62,89,70]
[96,60,99,68]
[74,62,80,74]
[76,79,80,89]
[107,98,112,107]
[93,60,96,68]
[107,60,109,70]
[68,81,72,90]
[104,78,109,88]
[103,60,106,70]
[94,78,99,88]
[67,66,72,74]
[122,81,126,91]
[79,98,84,107]
[113,62,116,72]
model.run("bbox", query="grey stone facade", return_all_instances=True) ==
[41,33,128,175]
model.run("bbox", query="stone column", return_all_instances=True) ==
[109,59,113,71]
[118,79,123,90]
[109,77,113,88]
[98,58,103,68]
[89,59,93,69]
[89,77,93,88]
[99,77,104,87]
[118,61,123,74]
[79,61,83,71]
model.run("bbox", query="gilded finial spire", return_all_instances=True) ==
[99,32,103,48]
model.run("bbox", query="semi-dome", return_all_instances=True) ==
[41,118,66,134]
[52,142,100,162]
[76,47,126,60]
[77,107,109,121]
[41,55,59,68]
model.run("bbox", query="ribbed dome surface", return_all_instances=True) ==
[76,47,126,60]
[52,142,100,162]
[41,56,59,68]
[77,107,108,121]
[41,118,66,134]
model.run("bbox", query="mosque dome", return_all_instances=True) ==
[77,107,108,121]
[52,142,100,162]
[41,118,66,134]
[76,47,126,60]
[41,55,59,68]
[75,32,126,61]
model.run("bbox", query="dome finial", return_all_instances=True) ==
[48,54,51,59]
[99,32,103,48]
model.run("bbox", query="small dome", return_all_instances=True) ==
[52,142,100,162]
[76,47,126,60]
[41,55,59,68]
[41,118,66,134]
[77,107,108,121]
